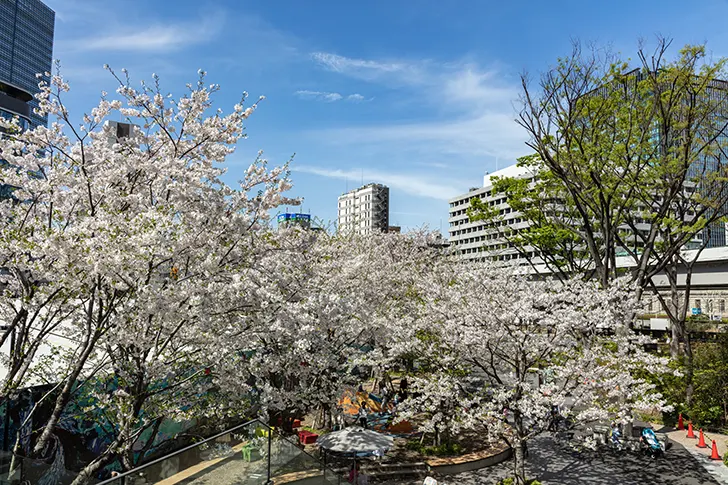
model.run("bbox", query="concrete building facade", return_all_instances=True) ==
[448,163,728,331]
[448,164,541,263]
[337,183,390,235]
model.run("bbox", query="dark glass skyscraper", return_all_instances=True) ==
[0,0,55,129]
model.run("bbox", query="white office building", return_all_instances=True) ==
[337,183,390,235]
[448,164,540,263]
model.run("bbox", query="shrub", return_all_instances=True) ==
[405,440,422,451]
[497,478,542,485]
[404,441,463,456]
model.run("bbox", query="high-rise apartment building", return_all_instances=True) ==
[337,183,389,235]
[0,0,55,129]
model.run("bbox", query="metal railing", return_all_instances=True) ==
[95,418,340,485]
[97,418,264,485]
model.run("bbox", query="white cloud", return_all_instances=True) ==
[311,52,427,85]
[320,112,526,161]
[307,52,527,164]
[442,66,519,109]
[295,90,343,102]
[64,16,222,53]
[295,91,370,103]
[293,165,467,201]
[312,52,411,75]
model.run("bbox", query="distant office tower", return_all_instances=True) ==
[337,183,389,235]
[0,0,55,129]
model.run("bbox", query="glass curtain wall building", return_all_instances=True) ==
[0,0,55,129]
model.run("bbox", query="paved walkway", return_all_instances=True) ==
[656,424,728,484]
[376,435,724,485]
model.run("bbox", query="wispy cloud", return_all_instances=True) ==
[311,52,429,86]
[64,16,222,53]
[294,165,467,201]
[321,112,526,161]
[312,53,414,77]
[306,52,527,165]
[295,90,369,103]
[295,90,343,102]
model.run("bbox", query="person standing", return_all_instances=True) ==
[334,406,345,430]
[381,385,389,410]
[399,378,408,401]
[358,404,368,428]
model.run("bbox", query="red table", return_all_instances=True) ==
[298,430,319,445]
[292,419,302,428]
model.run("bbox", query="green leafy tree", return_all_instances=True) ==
[469,39,728,405]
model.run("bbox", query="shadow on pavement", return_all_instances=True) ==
[375,435,721,485]
[528,436,720,485]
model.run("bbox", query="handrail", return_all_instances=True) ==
[274,427,324,464]
[95,418,263,485]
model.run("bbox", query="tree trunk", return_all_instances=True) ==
[684,332,694,406]
[669,271,682,359]
[513,440,526,485]
[33,335,100,455]
[70,447,119,485]
[670,320,681,359]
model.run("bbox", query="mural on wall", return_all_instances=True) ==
[0,379,196,483]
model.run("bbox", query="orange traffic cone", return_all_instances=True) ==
[678,413,684,430]
[696,429,707,448]
[709,440,721,460]
[687,422,696,439]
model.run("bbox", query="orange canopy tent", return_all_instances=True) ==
[338,390,385,414]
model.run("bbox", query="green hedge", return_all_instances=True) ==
[404,440,463,456]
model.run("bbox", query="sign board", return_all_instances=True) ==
[691,308,702,315]
[277,213,311,223]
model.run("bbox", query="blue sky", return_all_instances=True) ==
[44,0,728,234]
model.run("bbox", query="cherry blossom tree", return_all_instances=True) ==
[391,261,672,484]
[0,68,296,483]
[210,228,443,430]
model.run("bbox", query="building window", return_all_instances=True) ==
[721,300,725,313]
[695,299,701,310]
